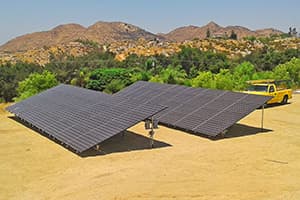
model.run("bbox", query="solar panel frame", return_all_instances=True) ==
[7,84,167,153]
[115,81,272,137]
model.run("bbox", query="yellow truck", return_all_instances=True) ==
[244,79,292,104]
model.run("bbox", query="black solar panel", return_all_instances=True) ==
[114,81,271,137]
[7,84,166,153]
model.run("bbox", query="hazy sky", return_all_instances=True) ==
[0,0,299,45]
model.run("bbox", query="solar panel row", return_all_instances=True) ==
[7,84,166,153]
[7,81,271,154]
[114,81,271,136]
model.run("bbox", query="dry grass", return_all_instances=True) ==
[0,95,300,200]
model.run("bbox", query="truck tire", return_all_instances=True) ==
[281,95,288,104]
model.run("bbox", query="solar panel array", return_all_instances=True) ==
[7,84,166,153]
[114,81,271,137]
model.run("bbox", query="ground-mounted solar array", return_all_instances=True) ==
[114,81,272,137]
[7,84,166,153]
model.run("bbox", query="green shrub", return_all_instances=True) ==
[14,71,58,102]
[273,58,300,86]
[232,62,256,90]
[86,68,132,91]
[192,71,216,89]
[104,79,126,94]
[215,69,234,90]
[149,65,187,84]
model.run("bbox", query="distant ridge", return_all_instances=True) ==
[0,21,158,52]
[161,21,283,42]
[0,21,284,52]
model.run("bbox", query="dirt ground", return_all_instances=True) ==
[0,95,300,200]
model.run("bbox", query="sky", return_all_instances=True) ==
[0,0,299,45]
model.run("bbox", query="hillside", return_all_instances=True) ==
[0,21,285,53]
[255,28,285,37]
[162,21,283,42]
[0,20,295,65]
[1,37,299,65]
[0,21,158,53]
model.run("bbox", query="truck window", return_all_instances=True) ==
[247,85,268,92]
[269,85,275,93]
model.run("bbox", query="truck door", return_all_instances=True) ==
[268,85,277,103]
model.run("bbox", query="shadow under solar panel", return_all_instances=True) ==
[114,81,272,137]
[7,84,166,153]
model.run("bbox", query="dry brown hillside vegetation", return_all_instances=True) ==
[1,37,299,65]
[0,21,158,53]
[0,21,296,65]
[111,37,300,61]
[0,21,283,53]
[161,21,283,42]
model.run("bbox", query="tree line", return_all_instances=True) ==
[0,46,299,102]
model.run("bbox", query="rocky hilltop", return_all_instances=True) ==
[0,21,285,53]
[0,21,158,52]
[1,37,299,66]
[161,21,283,42]
[0,21,295,66]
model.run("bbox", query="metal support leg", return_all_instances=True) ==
[94,145,100,151]
[150,133,154,148]
[149,116,155,148]
[261,104,264,131]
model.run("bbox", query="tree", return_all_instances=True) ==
[121,54,147,69]
[215,69,234,90]
[104,79,126,94]
[45,49,119,84]
[14,71,58,102]
[232,62,256,90]
[206,28,211,38]
[244,36,256,42]
[130,70,151,82]
[242,48,300,71]
[170,46,232,76]
[70,67,90,87]
[273,58,300,86]
[86,68,132,91]
[288,27,297,37]
[251,71,274,80]
[229,30,237,40]
[0,81,16,103]
[0,62,42,102]
[192,71,216,89]
[289,27,292,35]
[150,65,187,84]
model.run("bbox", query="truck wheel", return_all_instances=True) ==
[281,95,288,104]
